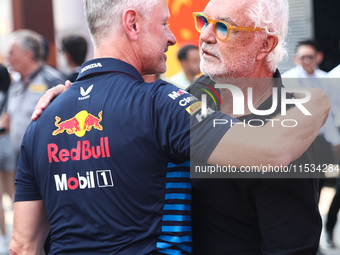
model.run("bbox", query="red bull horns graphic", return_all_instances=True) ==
[53,111,103,137]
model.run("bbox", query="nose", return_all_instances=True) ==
[302,58,312,65]
[200,23,217,44]
[167,27,177,47]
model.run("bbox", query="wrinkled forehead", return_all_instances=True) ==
[204,0,255,26]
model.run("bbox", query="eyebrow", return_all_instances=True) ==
[217,16,238,26]
[202,12,238,26]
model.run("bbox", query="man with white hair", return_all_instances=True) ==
[10,0,328,254]
[187,0,323,254]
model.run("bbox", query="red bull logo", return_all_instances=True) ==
[53,111,103,137]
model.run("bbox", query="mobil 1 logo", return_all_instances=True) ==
[54,169,114,191]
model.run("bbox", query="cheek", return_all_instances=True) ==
[199,37,204,47]
[8,56,16,65]
[14,57,22,67]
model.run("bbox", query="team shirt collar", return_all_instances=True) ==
[76,58,144,82]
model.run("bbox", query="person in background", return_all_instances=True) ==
[41,36,50,63]
[61,35,88,82]
[169,44,200,90]
[282,39,340,174]
[0,64,16,255]
[282,39,326,78]
[324,42,340,249]
[0,29,65,159]
[282,39,340,254]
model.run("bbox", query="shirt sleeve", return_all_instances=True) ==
[150,81,238,163]
[14,125,42,201]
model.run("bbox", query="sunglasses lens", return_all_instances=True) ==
[215,22,228,40]
[196,15,208,32]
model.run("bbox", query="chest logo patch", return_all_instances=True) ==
[29,83,47,93]
[52,110,103,137]
[79,85,93,100]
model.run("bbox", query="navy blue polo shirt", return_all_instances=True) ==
[15,58,234,254]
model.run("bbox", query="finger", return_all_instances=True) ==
[47,85,64,105]
[31,94,48,121]
[31,108,42,121]
[65,80,72,89]
[291,92,305,99]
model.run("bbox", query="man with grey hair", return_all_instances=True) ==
[188,0,322,254]
[10,0,328,254]
[0,29,65,158]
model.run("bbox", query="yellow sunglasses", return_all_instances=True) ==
[193,12,265,41]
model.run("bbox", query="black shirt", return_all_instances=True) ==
[187,70,321,255]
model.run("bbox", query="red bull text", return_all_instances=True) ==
[48,137,110,163]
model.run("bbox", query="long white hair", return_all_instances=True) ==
[247,0,289,72]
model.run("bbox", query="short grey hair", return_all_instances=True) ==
[84,0,158,47]
[11,29,45,62]
[247,0,289,72]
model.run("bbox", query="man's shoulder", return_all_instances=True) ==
[281,67,298,78]
[187,75,214,92]
[150,78,188,96]
[315,68,327,77]
[41,65,66,87]
[67,72,79,83]
[8,79,21,91]
[169,71,190,90]
[169,70,185,80]
[186,75,220,110]
[328,64,340,78]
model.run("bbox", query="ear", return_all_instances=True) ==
[24,49,34,62]
[256,34,279,61]
[316,51,324,65]
[293,54,299,65]
[122,9,140,41]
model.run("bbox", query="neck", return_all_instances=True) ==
[94,35,144,75]
[20,61,41,81]
[218,65,274,117]
[183,70,195,84]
